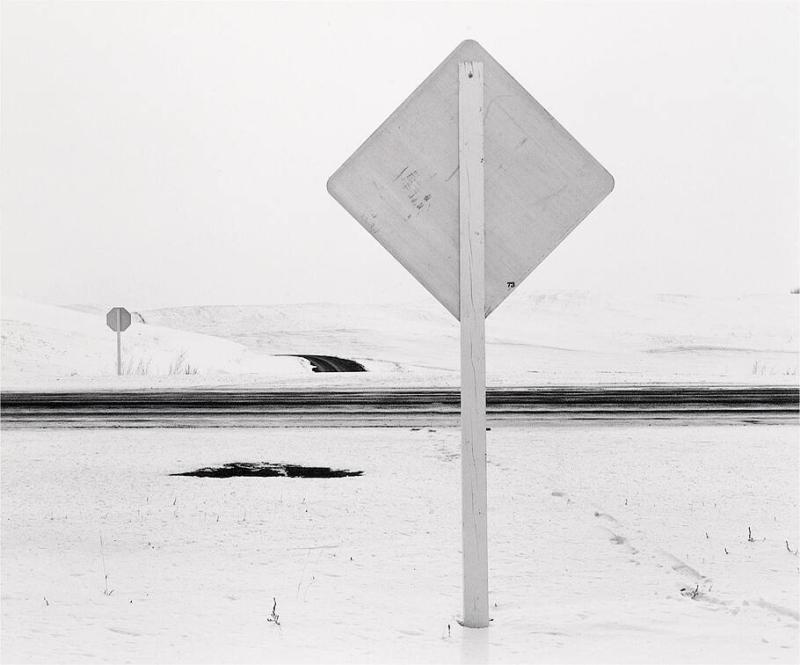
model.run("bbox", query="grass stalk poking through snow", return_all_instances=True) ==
[100,533,114,596]
[267,597,280,626]
[123,357,151,375]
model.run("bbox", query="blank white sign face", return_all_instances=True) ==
[327,40,614,319]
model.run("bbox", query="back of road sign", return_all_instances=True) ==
[106,307,131,332]
[327,40,614,320]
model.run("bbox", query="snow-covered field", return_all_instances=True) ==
[2,292,798,389]
[2,293,798,662]
[1,424,797,663]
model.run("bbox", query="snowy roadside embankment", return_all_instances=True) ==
[2,292,797,389]
[141,292,799,386]
[0,298,308,389]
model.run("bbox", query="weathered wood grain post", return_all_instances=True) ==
[458,60,489,627]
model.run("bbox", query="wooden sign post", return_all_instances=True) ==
[327,39,613,628]
[458,61,489,628]
[106,307,132,376]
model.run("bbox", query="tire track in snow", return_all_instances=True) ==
[547,488,798,626]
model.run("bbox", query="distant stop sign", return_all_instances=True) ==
[106,307,131,332]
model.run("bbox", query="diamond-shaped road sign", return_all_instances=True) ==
[106,307,131,332]
[327,39,613,319]
[327,39,613,630]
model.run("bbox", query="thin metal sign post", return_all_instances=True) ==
[458,60,489,629]
[116,309,122,375]
[106,307,132,376]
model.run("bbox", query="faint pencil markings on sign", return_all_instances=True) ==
[327,39,613,319]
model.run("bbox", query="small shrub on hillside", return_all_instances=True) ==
[123,358,151,375]
[168,351,198,375]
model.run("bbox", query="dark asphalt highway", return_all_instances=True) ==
[1,385,797,428]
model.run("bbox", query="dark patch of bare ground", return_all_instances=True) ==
[283,355,366,372]
[171,462,363,478]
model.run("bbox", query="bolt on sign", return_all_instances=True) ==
[106,307,132,376]
[327,39,613,628]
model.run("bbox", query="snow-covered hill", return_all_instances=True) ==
[2,292,797,389]
[141,292,799,385]
[0,298,307,389]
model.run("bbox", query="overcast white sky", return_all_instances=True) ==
[2,1,798,309]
